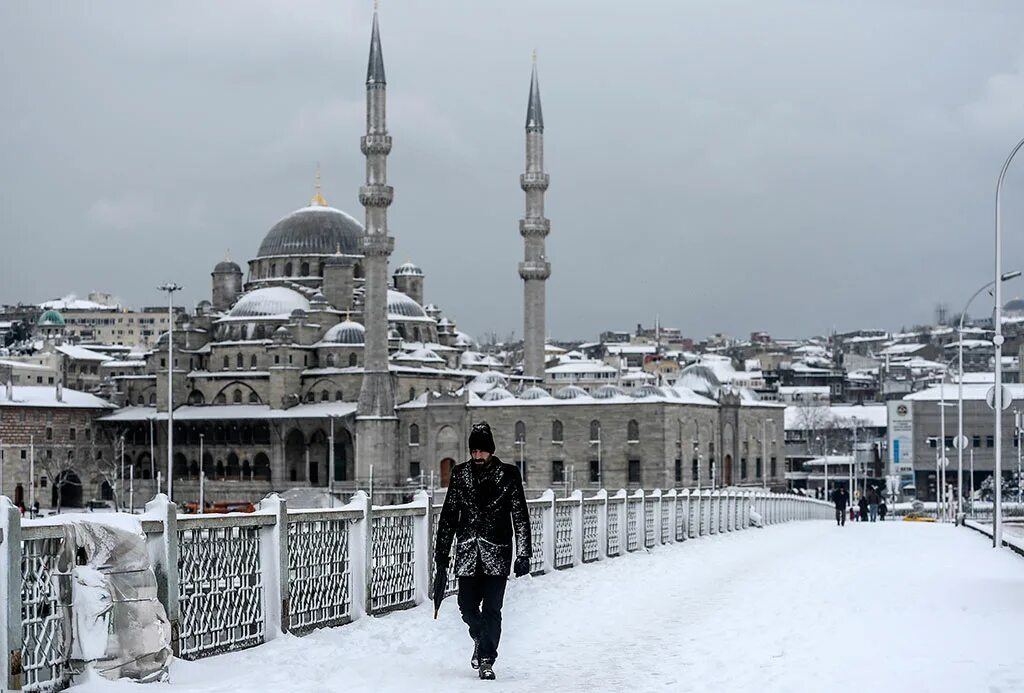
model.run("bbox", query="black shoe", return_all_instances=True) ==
[471,639,480,670]
[478,659,495,680]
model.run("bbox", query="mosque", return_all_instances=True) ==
[99,9,786,504]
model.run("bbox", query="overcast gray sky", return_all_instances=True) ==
[3,0,1024,342]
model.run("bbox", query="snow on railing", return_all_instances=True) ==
[0,489,832,689]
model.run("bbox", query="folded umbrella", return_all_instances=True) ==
[432,563,448,619]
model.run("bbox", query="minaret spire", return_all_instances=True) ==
[518,54,551,381]
[356,3,398,485]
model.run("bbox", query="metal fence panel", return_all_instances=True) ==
[370,514,416,613]
[287,517,352,634]
[21,535,70,693]
[582,502,600,562]
[554,502,574,568]
[528,503,545,574]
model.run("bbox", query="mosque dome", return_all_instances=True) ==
[592,384,627,399]
[1004,298,1024,314]
[554,385,588,400]
[322,320,365,345]
[257,205,364,258]
[213,259,242,274]
[37,309,65,327]
[228,287,310,318]
[632,385,666,399]
[387,289,428,319]
[519,386,551,400]
[394,262,424,277]
[482,388,515,402]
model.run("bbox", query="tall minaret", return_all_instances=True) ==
[355,6,398,485]
[519,53,551,380]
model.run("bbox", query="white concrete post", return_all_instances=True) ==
[569,489,583,567]
[1,496,23,691]
[701,489,711,536]
[726,492,735,532]
[649,489,662,547]
[594,488,608,561]
[256,493,288,640]
[541,489,556,574]
[664,489,677,543]
[144,494,180,656]
[345,490,370,621]
[410,490,431,605]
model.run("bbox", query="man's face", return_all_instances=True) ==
[470,450,491,462]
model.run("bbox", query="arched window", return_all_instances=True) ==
[300,262,309,276]
[552,420,563,443]
[627,419,640,442]
[148,392,156,405]
[326,353,336,367]
[255,325,266,340]
[306,391,315,402]
[515,421,526,443]
[248,391,260,404]
[348,353,358,367]
[214,393,227,404]
[215,460,225,479]
[409,424,420,446]
[137,394,145,405]
[321,390,329,402]
[284,262,293,276]
[590,420,601,442]
[222,355,229,369]
[409,387,415,401]
[335,390,343,401]
[270,263,277,277]
[234,353,241,369]
[242,459,251,479]
[250,354,258,368]
[188,390,205,405]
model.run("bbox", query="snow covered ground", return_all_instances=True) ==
[71,521,1024,693]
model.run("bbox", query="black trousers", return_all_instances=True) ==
[836,507,846,525]
[457,574,507,661]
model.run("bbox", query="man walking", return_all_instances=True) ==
[831,484,849,526]
[867,486,880,522]
[433,422,532,681]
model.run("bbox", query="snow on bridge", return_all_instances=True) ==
[71,521,1024,693]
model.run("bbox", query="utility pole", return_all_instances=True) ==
[158,282,181,501]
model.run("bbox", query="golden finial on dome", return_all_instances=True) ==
[373,0,379,11]
[532,48,537,64]
[311,162,328,206]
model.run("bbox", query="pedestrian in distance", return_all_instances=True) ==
[867,487,879,522]
[878,498,888,522]
[831,484,849,526]
[432,421,533,681]
[858,494,869,522]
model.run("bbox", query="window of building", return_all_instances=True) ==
[756,457,762,478]
[85,428,91,441]
[692,458,699,482]
[929,438,937,449]
[223,355,229,369]
[973,435,981,448]
[741,457,748,480]
[515,421,526,443]
[770,457,777,477]
[250,354,258,369]
[46,427,52,441]
[551,460,565,483]
[552,420,563,443]
[987,435,995,448]
[589,460,600,483]
[69,428,76,441]
[628,460,641,484]
[409,424,420,446]
[233,390,242,403]
[321,390,329,402]
[305,391,315,402]
[335,390,343,401]
[409,461,421,479]
[248,392,260,403]
[348,353,358,367]
[20,449,26,460]
[590,420,600,442]
[627,420,639,442]
[674,459,682,483]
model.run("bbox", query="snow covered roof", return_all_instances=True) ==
[320,320,365,346]
[779,386,830,395]
[55,345,113,362]
[605,344,656,355]
[100,401,357,422]
[227,287,310,319]
[879,343,929,356]
[39,295,118,311]
[905,383,1024,402]
[0,385,115,409]
[784,404,887,430]
[546,360,616,375]
[469,383,717,408]
[387,290,430,321]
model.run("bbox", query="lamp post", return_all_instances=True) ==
[158,282,181,501]
[148,416,156,494]
[993,134,1024,548]
[199,433,205,513]
[958,270,1021,518]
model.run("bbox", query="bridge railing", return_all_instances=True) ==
[0,489,832,690]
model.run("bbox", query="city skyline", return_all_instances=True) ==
[3,0,1024,340]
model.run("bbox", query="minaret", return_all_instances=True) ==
[355,5,398,486]
[519,53,551,380]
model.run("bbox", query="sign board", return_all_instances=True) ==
[887,400,914,479]
[986,385,1013,411]
[953,434,969,450]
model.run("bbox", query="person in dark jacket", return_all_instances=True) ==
[831,485,849,526]
[433,421,532,681]
[858,494,869,522]
[878,497,888,521]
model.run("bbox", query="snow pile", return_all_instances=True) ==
[748,505,763,528]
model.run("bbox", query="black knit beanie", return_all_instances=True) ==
[468,421,496,454]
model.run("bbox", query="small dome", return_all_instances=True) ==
[290,308,307,319]
[394,262,424,277]
[1005,298,1024,314]
[228,287,310,318]
[387,289,427,319]
[474,371,508,386]
[309,292,328,306]
[482,387,515,402]
[593,384,627,399]
[322,320,365,345]
[37,311,64,327]
[257,206,364,258]
[213,259,242,274]
[519,386,551,400]
[632,385,666,398]
[554,385,588,400]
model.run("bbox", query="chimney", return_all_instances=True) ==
[5,378,12,402]
[56,379,63,403]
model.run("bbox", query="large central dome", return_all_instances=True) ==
[257,205,364,258]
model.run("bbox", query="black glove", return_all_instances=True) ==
[513,556,531,577]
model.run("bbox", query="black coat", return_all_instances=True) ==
[832,488,849,510]
[434,457,532,577]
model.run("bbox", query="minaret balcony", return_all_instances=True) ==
[520,172,550,191]
[519,218,550,238]
[359,184,394,207]
[361,134,393,155]
[518,260,551,280]
[362,234,395,257]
